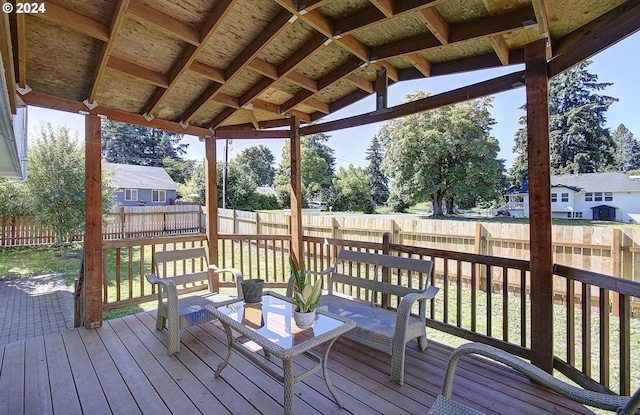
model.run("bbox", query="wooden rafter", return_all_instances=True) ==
[107,56,169,88]
[490,35,510,66]
[35,1,109,41]
[180,9,292,125]
[370,6,536,61]
[370,0,395,18]
[549,0,640,78]
[531,0,552,59]
[405,53,431,77]
[142,0,237,119]
[345,74,373,93]
[295,0,328,13]
[127,0,200,45]
[87,0,130,104]
[418,7,449,44]
[207,32,328,128]
[9,11,26,89]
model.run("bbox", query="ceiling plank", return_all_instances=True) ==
[0,9,16,112]
[489,35,510,66]
[107,56,169,87]
[332,6,386,37]
[418,7,449,44]
[88,0,130,104]
[181,9,292,125]
[371,5,535,61]
[34,1,109,42]
[549,0,640,78]
[301,70,525,135]
[142,0,236,118]
[127,0,200,46]
[405,53,431,77]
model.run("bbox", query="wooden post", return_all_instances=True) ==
[375,66,388,111]
[205,136,219,291]
[526,39,553,373]
[84,114,102,329]
[290,116,303,268]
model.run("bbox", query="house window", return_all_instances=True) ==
[551,193,557,203]
[561,193,569,203]
[604,192,613,201]
[152,190,166,203]
[124,189,138,201]
[573,212,583,219]
[585,192,593,201]
[594,192,603,202]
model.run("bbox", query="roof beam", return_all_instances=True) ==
[188,61,226,84]
[370,0,395,18]
[345,74,373,93]
[418,7,449,44]
[531,0,552,59]
[127,0,200,46]
[370,5,536,61]
[9,11,26,89]
[251,99,311,122]
[295,0,329,13]
[489,35,510,66]
[405,53,431,77]
[207,32,327,128]
[35,1,109,42]
[142,0,236,118]
[180,9,291,126]
[301,70,525,135]
[87,0,130,104]
[549,0,640,78]
[107,56,169,87]
[0,9,17,112]
[280,56,363,113]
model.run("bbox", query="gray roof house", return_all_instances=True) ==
[499,172,640,223]
[104,162,178,206]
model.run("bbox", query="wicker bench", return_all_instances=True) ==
[145,247,243,354]
[289,249,438,385]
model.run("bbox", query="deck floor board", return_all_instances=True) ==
[0,310,597,415]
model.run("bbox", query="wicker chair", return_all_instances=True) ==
[429,342,640,415]
[145,247,243,354]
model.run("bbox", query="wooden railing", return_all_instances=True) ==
[100,232,639,396]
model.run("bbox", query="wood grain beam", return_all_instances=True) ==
[345,74,374,93]
[549,0,640,78]
[143,0,236,118]
[127,0,200,45]
[371,5,535,61]
[418,7,449,44]
[188,61,226,84]
[35,1,109,42]
[213,128,291,139]
[283,71,318,92]
[375,66,388,110]
[405,53,431,77]
[370,0,395,17]
[10,11,26,89]
[88,0,130,104]
[107,56,169,87]
[295,0,328,13]
[301,70,524,135]
[304,98,330,114]
[0,9,17,113]
[531,0,552,59]
[489,35,510,66]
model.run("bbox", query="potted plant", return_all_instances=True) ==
[289,257,322,328]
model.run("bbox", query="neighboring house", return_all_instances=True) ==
[499,172,640,223]
[104,162,178,206]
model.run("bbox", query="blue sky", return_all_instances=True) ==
[28,31,640,171]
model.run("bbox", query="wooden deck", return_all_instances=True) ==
[0,310,596,415]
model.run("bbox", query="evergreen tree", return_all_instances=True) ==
[612,123,640,172]
[306,133,336,177]
[365,134,389,206]
[508,105,529,188]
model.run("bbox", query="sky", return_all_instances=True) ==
[26,31,640,171]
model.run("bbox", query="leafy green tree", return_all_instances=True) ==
[178,162,205,203]
[26,123,114,257]
[162,156,195,184]
[274,138,333,207]
[0,179,31,217]
[510,61,617,186]
[612,123,640,173]
[306,133,336,177]
[334,165,375,213]
[365,134,389,206]
[234,145,276,186]
[381,94,504,217]
[508,104,529,188]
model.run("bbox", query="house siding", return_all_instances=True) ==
[114,189,177,206]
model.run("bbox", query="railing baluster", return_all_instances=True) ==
[486,264,492,337]
[443,257,449,324]
[457,260,462,328]
[582,282,591,377]
[471,262,477,333]
[567,278,575,366]
[502,266,509,342]
[599,287,610,388]
[520,269,527,347]
[620,293,631,395]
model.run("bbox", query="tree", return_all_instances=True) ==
[334,165,375,213]
[101,120,191,183]
[612,123,640,173]
[274,138,333,207]
[234,145,276,186]
[306,133,336,177]
[365,134,389,206]
[26,123,114,257]
[381,94,504,217]
[0,179,31,217]
[510,61,617,185]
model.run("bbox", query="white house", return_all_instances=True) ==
[499,172,640,223]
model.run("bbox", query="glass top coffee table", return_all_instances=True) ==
[206,291,355,415]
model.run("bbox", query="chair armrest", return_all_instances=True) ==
[392,286,439,349]
[442,342,640,414]
[209,265,244,297]
[145,273,177,290]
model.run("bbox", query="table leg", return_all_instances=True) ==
[215,323,233,378]
[322,337,343,408]
[283,358,294,415]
